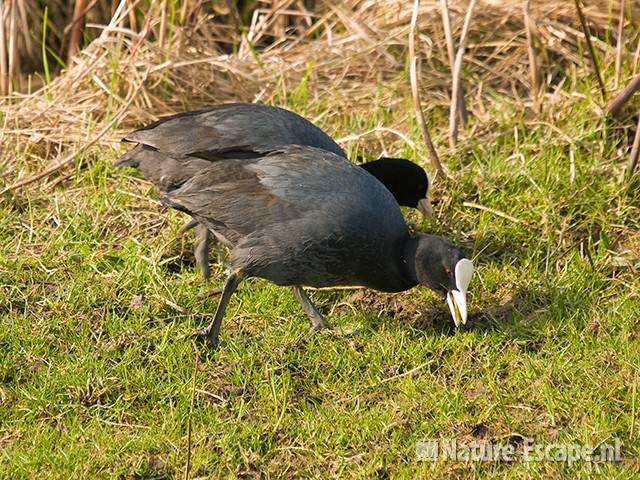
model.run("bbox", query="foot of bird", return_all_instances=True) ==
[192,328,219,348]
[304,323,332,342]
[310,316,331,331]
[309,321,331,333]
[199,263,211,281]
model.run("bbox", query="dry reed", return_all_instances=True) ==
[0,0,636,193]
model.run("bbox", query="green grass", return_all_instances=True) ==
[1,80,640,478]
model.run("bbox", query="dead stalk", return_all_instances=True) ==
[463,201,522,223]
[634,35,640,76]
[180,0,190,26]
[0,1,8,95]
[8,0,17,92]
[16,0,32,55]
[64,0,99,35]
[449,0,477,148]
[440,0,468,126]
[604,73,640,117]
[629,115,640,177]
[440,0,455,67]
[68,0,88,64]
[574,0,606,101]
[2,0,17,93]
[100,0,128,40]
[128,0,138,30]
[409,0,445,178]
[523,0,540,112]
[158,0,167,48]
[614,0,625,88]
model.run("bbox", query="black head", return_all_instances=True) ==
[359,158,431,216]
[412,235,473,327]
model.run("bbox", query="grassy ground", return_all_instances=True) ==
[1,78,640,478]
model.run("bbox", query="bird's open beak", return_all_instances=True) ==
[417,197,433,219]
[446,259,474,327]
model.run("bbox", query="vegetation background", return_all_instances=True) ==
[1,0,639,477]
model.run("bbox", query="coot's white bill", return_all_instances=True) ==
[447,258,474,327]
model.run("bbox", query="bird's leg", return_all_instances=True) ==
[193,223,212,280]
[179,219,219,280]
[178,217,200,235]
[291,286,330,330]
[195,271,243,348]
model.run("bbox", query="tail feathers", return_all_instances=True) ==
[115,143,161,168]
[114,146,141,168]
[160,194,192,215]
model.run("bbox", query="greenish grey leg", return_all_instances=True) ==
[291,286,330,330]
[178,219,215,280]
[196,271,243,348]
[178,218,199,234]
[193,224,212,280]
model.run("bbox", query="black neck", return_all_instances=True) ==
[372,235,420,293]
[400,235,420,287]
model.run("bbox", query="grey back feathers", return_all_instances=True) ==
[116,103,347,194]
[162,145,413,292]
[123,103,346,160]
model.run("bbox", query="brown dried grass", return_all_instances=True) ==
[0,0,635,193]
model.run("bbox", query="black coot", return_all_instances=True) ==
[116,103,432,279]
[161,145,473,348]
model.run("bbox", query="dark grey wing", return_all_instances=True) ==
[123,103,346,159]
[159,150,308,246]
[161,145,409,288]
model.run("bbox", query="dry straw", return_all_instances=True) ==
[0,0,635,193]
